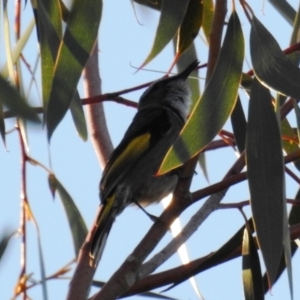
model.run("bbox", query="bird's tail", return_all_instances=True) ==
[89,195,116,267]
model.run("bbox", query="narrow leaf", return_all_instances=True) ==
[36,228,49,300]
[1,18,35,78]
[50,175,88,255]
[175,0,203,56]
[293,101,300,143]
[283,214,293,300]
[141,0,189,67]
[46,0,102,140]
[202,0,214,43]
[288,1,300,64]
[0,76,40,123]
[159,12,244,174]
[132,0,162,11]
[0,97,6,145]
[246,78,285,286]
[250,16,300,99]
[166,220,255,290]
[267,0,296,25]
[230,95,246,153]
[69,91,87,141]
[35,0,62,109]
[175,46,208,180]
[263,188,300,294]
[0,231,14,262]
[242,228,264,300]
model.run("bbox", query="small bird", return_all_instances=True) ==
[90,60,199,266]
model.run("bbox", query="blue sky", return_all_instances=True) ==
[1,1,300,299]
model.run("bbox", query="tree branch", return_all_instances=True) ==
[67,42,109,300]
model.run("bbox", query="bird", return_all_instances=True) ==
[90,60,199,266]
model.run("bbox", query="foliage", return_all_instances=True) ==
[1,0,300,299]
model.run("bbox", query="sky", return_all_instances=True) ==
[1,0,300,299]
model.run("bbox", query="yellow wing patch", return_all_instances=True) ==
[96,194,115,226]
[103,133,151,185]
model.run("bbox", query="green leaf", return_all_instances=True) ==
[69,91,87,141]
[293,101,300,144]
[230,95,246,153]
[246,78,285,286]
[283,213,293,300]
[36,228,49,300]
[250,16,300,99]
[288,2,300,64]
[242,228,264,300]
[0,97,6,146]
[284,189,300,298]
[0,18,35,78]
[175,0,203,56]
[132,0,162,11]
[0,231,14,263]
[35,0,62,110]
[202,0,214,43]
[49,175,87,255]
[46,0,102,140]
[0,76,40,123]
[262,188,300,294]
[140,0,189,67]
[267,0,296,25]
[159,12,244,174]
[175,45,209,180]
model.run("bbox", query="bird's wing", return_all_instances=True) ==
[100,107,181,200]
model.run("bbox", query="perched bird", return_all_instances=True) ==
[90,60,199,266]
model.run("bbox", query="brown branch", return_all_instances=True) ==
[285,166,300,185]
[123,221,300,297]
[206,0,227,79]
[81,95,137,108]
[219,198,300,210]
[202,139,235,151]
[192,172,246,202]
[91,181,191,300]
[16,125,28,300]
[192,150,300,203]
[84,43,113,168]
[67,43,104,300]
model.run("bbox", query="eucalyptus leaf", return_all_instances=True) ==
[70,91,87,141]
[246,78,285,286]
[176,0,202,56]
[46,0,102,140]
[0,97,5,145]
[242,228,264,300]
[35,0,62,110]
[250,16,300,99]
[49,175,88,255]
[202,0,214,43]
[159,12,244,174]
[140,0,189,67]
[0,76,40,123]
[230,95,246,153]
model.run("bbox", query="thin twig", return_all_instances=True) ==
[16,125,28,300]
[285,166,300,185]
